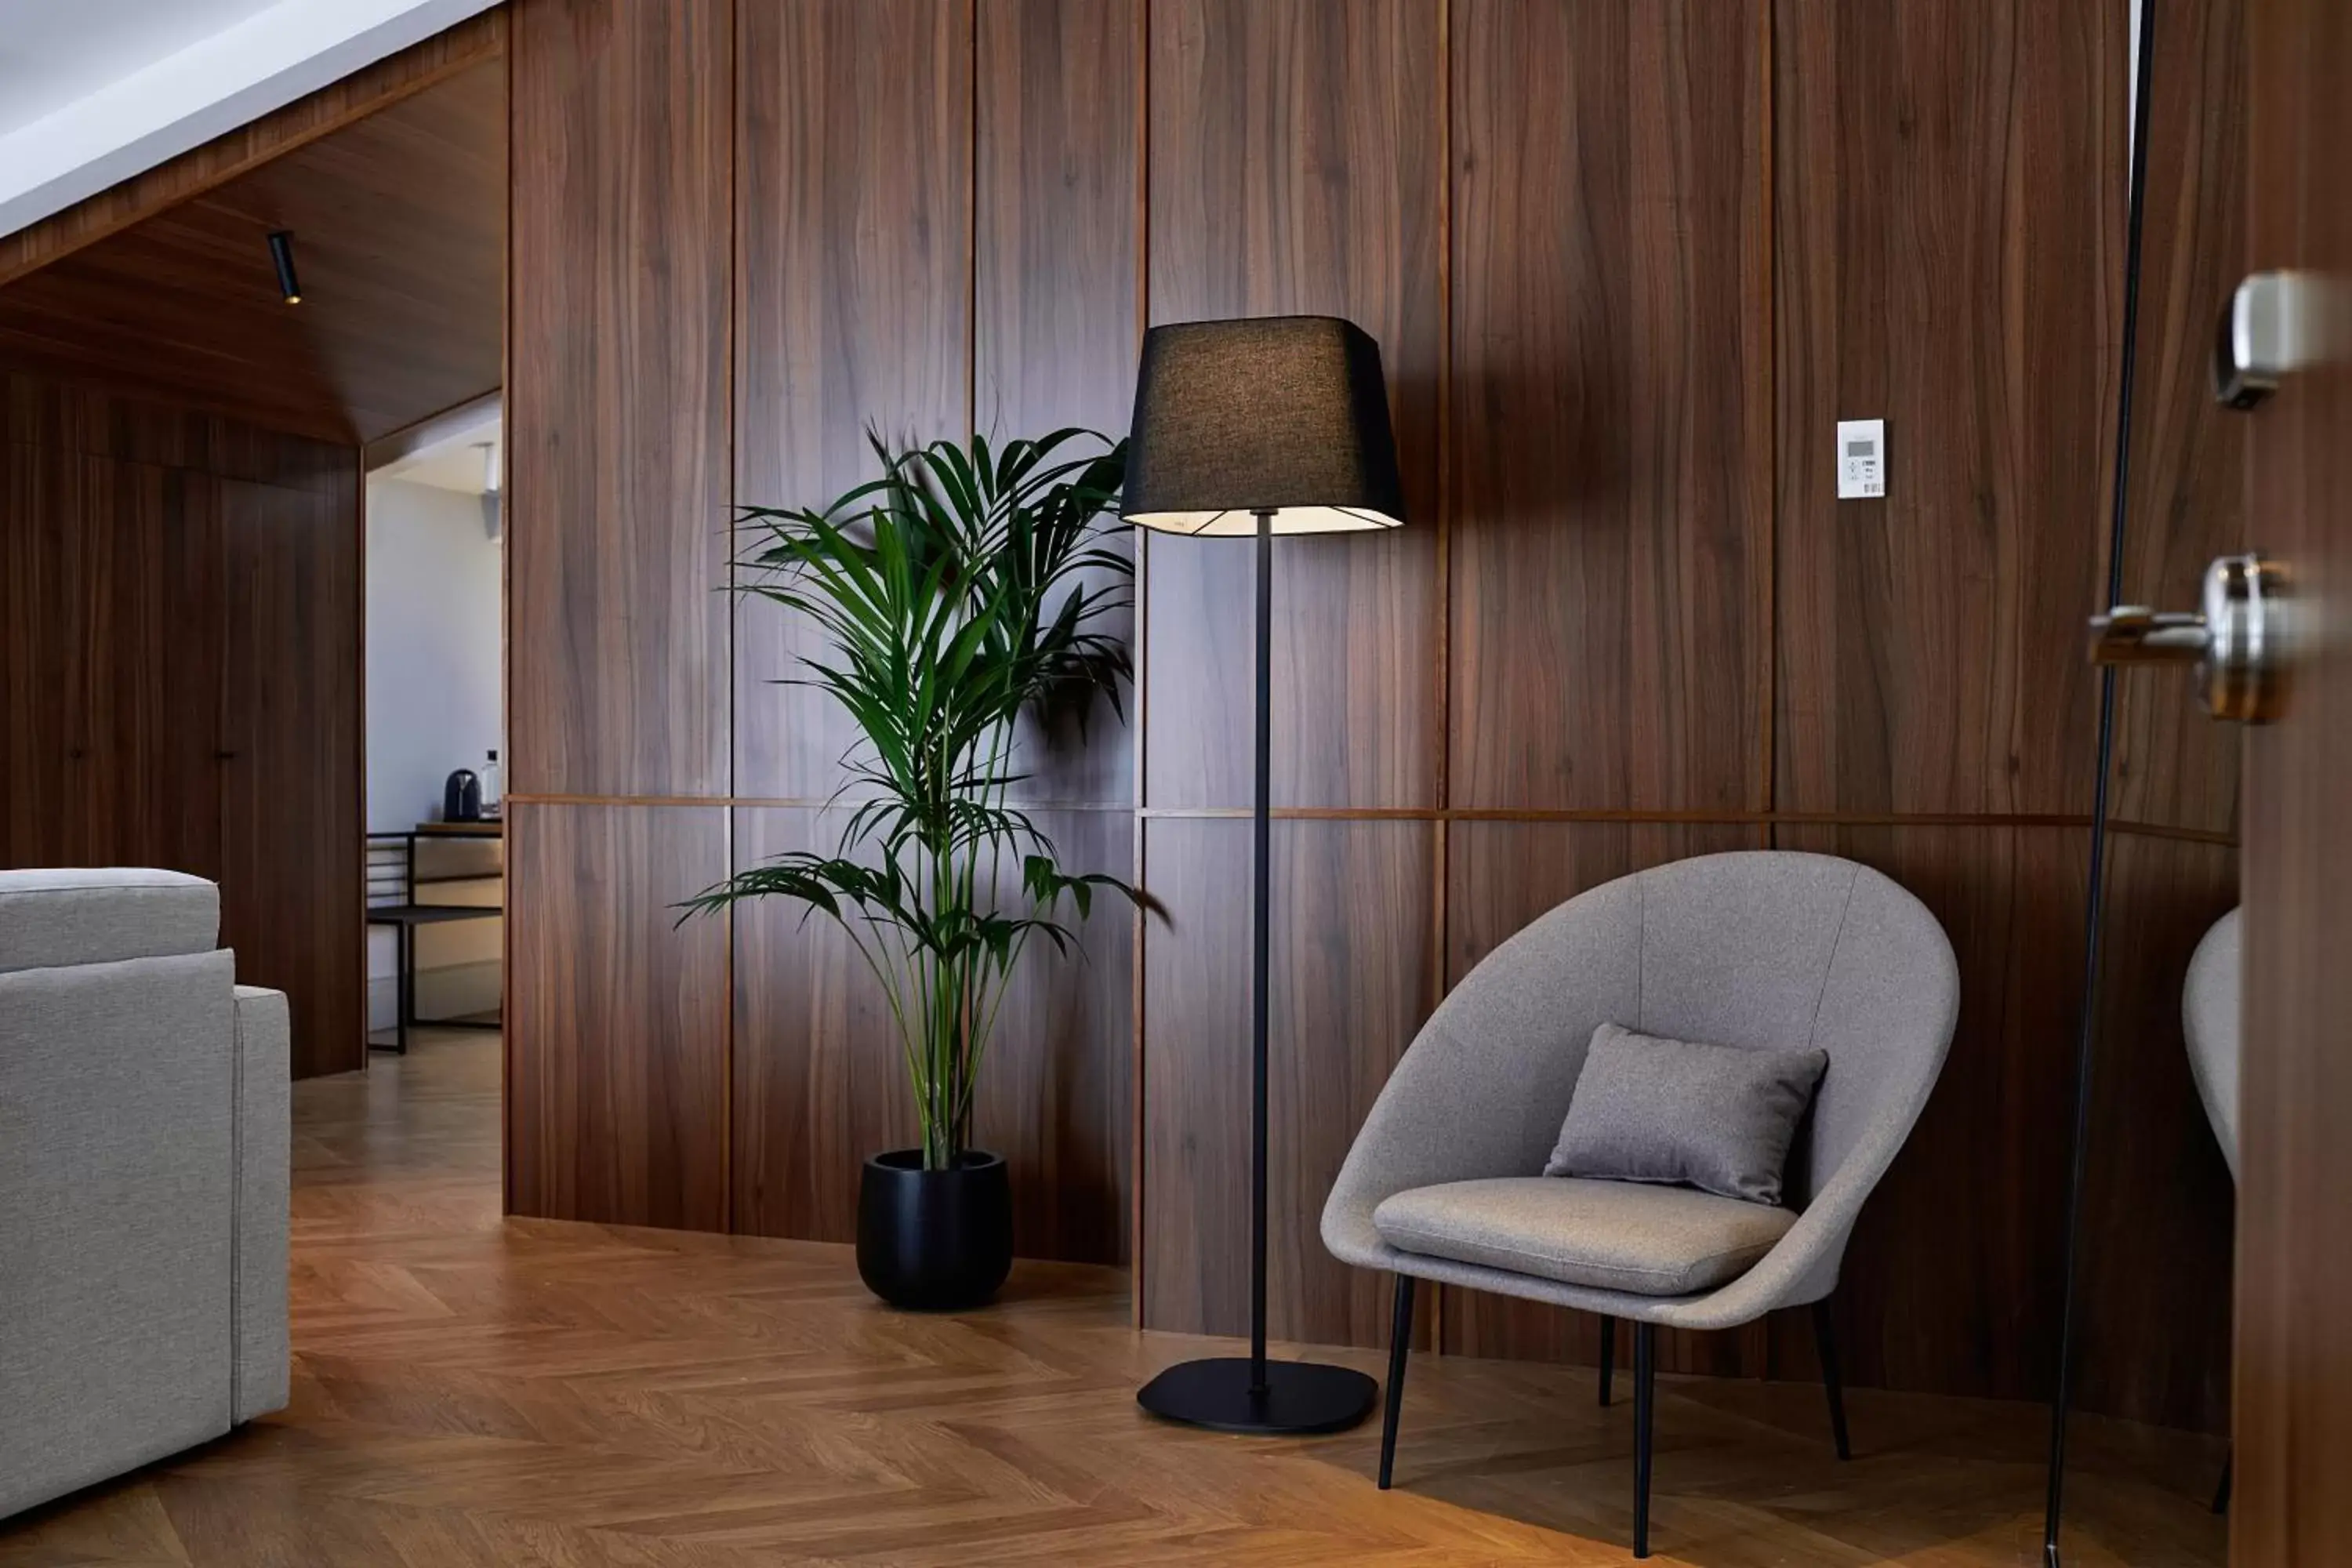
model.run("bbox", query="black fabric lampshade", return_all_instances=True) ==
[1122,315,1407,535]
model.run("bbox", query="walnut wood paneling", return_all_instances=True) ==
[1436,819,1764,1372]
[509,0,733,800]
[1141,817,1434,1348]
[220,469,365,1080]
[733,0,974,801]
[2074,832,2238,1435]
[1773,0,2124,818]
[2108,0,2247,839]
[733,805,1132,1262]
[1775,822,2089,1403]
[0,60,505,445]
[1142,0,1441,811]
[976,0,1139,808]
[1448,0,1769,815]
[0,10,505,289]
[507,802,730,1229]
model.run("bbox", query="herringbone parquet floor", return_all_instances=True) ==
[1,1030,2227,1566]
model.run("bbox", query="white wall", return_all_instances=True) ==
[366,476,503,1030]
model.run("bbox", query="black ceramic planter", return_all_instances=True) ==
[856,1149,1012,1311]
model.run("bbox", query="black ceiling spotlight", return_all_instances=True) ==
[266,230,300,304]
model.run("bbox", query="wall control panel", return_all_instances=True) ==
[1837,418,1886,499]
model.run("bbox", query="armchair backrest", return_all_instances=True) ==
[1389,851,1958,1209]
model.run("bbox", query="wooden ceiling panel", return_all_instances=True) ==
[0,56,503,444]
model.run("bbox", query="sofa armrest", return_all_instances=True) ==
[232,985,290,1424]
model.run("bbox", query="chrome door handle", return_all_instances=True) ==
[2089,552,2291,724]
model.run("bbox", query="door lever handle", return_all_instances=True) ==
[2089,553,2289,723]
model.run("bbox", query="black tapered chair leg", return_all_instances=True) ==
[1632,1322,1656,1559]
[2212,1446,2232,1514]
[1812,1299,1852,1461]
[1378,1274,1415,1490]
[1598,1313,1616,1406]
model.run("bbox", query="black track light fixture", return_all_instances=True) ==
[267,230,301,304]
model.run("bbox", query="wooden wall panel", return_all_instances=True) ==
[1448,0,1769,814]
[1143,0,1442,811]
[220,470,365,1079]
[2,372,357,1079]
[1141,818,1432,1348]
[1773,0,2123,818]
[509,0,733,799]
[1776,822,2090,1403]
[733,0,974,801]
[2074,832,2238,1433]
[975,0,1139,808]
[507,802,730,1229]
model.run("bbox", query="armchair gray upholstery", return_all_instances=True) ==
[1323,850,1957,1557]
[0,869,291,1521]
[1324,850,1958,1329]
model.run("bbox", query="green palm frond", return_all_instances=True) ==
[684,427,1144,1169]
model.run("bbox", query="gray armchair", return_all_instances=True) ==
[1323,850,1958,1558]
[0,869,291,1520]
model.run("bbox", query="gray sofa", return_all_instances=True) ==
[0,869,290,1520]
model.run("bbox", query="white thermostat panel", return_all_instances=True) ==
[1837,419,1886,499]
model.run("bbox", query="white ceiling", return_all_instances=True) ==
[0,0,500,241]
[0,0,282,140]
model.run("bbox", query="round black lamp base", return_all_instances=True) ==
[1135,1356,1380,1436]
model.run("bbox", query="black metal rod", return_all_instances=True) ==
[1598,1314,1616,1407]
[2045,5,2159,1563]
[1632,1322,1656,1559]
[1813,1299,1852,1461]
[1250,508,1274,1393]
[1379,1274,1414,1489]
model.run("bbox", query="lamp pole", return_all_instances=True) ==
[1250,507,1275,1394]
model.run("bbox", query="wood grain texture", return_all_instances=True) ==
[2,372,358,1079]
[1142,0,1442,811]
[1773,0,2124,818]
[0,60,505,444]
[732,0,975,801]
[220,469,365,1080]
[2234,0,2352,1553]
[2073,833,2238,1435]
[0,10,505,289]
[506,802,730,1230]
[1774,822,2089,1406]
[508,0,733,800]
[0,1028,2228,1568]
[732,806,1133,1263]
[1447,0,1769,814]
[2107,0,2247,839]
[1140,818,1434,1349]
[976,0,1140,808]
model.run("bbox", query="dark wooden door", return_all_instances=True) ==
[220,470,364,1078]
[2234,0,2352,1560]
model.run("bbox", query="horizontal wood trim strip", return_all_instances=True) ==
[506,794,2238,848]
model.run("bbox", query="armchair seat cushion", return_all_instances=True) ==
[1373,1176,1797,1298]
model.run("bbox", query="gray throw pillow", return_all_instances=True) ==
[1543,1022,1827,1205]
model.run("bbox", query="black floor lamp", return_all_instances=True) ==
[1123,315,1406,1436]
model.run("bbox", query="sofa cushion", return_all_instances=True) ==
[1373,1176,1796,1297]
[1543,1022,1827,1204]
[0,869,220,976]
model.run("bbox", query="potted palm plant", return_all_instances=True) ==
[681,428,1144,1310]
